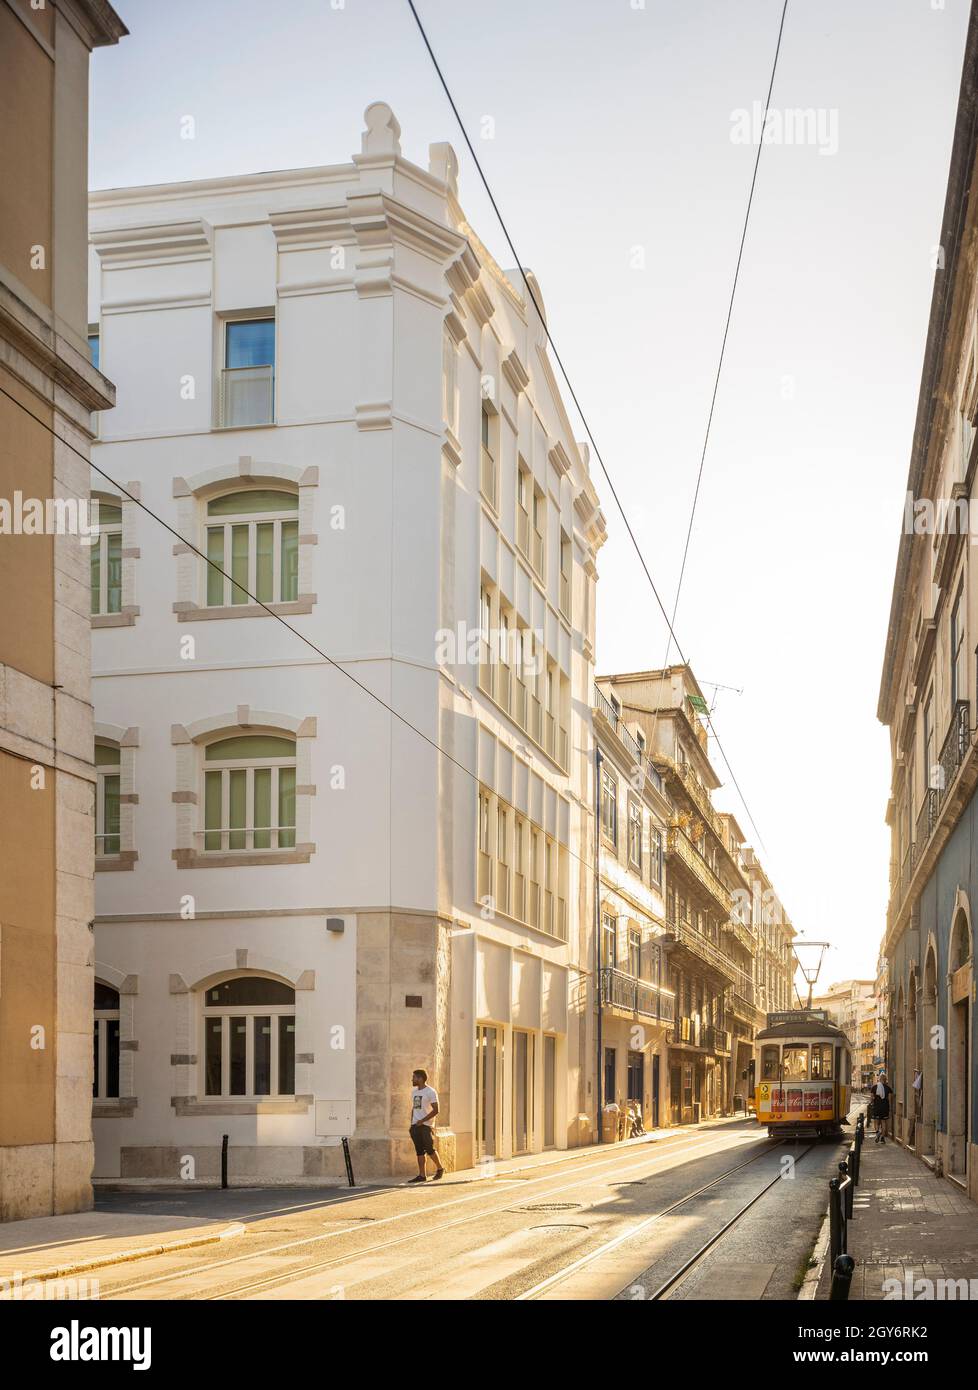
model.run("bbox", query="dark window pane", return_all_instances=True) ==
[254,1016,271,1096]
[94,981,120,1011]
[226,319,274,368]
[230,1016,247,1095]
[93,1023,100,1098]
[205,977,295,1007]
[205,1018,223,1095]
[106,1020,120,1099]
[279,1015,295,1096]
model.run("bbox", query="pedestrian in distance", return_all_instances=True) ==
[408,1068,444,1183]
[871,1069,893,1143]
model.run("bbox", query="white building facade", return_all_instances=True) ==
[88,104,604,1181]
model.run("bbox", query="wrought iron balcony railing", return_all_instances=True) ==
[891,699,971,923]
[599,966,675,1022]
[666,826,732,914]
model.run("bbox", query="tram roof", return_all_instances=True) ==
[756,1020,849,1042]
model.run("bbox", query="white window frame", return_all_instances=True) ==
[201,986,296,1099]
[95,746,121,858]
[200,741,297,853]
[91,503,123,616]
[93,986,120,1100]
[218,315,275,428]
[202,491,299,608]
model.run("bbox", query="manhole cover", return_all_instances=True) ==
[530,1223,591,1232]
[511,1202,582,1213]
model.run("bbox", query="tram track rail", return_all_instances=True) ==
[97,1127,773,1301]
[518,1140,816,1301]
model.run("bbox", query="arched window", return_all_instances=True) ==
[204,490,298,607]
[202,976,296,1098]
[94,982,120,1099]
[91,498,122,615]
[202,734,296,852]
[95,743,121,856]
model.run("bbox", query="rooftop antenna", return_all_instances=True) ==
[697,678,744,715]
[792,940,831,1010]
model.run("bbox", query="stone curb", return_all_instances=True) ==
[2,1221,246,1284]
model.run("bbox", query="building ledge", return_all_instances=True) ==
[171,1096,313,1117]
[173,597,316,621]
[173,845,315,869]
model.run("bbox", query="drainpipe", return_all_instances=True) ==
[595,745,604,1143]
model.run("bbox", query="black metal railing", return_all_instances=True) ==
[894,701,972,923]
[599,966,675,1022]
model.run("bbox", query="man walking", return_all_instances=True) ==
[408,1068,444,1183]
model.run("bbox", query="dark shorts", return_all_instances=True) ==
[410,1122,436,1156]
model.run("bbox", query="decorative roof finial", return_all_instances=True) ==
[361,102,401,156]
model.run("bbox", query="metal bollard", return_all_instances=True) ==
[829,1176,843,1264]
[341,1135,355,1188]
[830,1254,855,1301]
[221,1133,229,1190]
[840,1159,853,1219]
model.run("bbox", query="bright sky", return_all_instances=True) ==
[90,0,972,985]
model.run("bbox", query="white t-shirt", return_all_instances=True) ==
[411,1085,438,1127]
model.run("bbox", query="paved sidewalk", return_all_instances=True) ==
[0,1210,244,1288]
[816,1134,978,1299]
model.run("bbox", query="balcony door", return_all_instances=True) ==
[543,1035,556,1148]
[475,1024,501,1159]
[513,1030,534,1154]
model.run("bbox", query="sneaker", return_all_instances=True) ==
[407,1175,426,1183]
[433,1168,444,1181]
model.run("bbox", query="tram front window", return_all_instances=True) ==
[811,1044,833,1079]
[781,1045,809,1081]
[761,1046,780,1080]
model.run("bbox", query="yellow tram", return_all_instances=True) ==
[753,1010,852,1139]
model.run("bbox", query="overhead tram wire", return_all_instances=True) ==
[405,0,781,847]
[0,378,774,1002]
[640,0,787,856]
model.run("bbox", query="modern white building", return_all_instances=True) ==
[88,104,606,1182]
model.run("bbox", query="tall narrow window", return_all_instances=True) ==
[88,331,100,371]
[951,584,965,707]
[601,766,618,845]
[95,743,121,856]
[628,928,642,979]
[93,981,120,1099]
[221,318,275,427]
[91,500,122,615]
[202,977,295,1097]
[559,530,571,617]
[205,490,298,607]
[923,690,934,794]
[601,912,617,969]
[202,734,296,853]
[516,462,530,557]
[628,800,643,870]
[480,405,496,505]
[531,484,545,574]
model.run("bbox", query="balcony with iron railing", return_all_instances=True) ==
[670,1015,731,1054]
[599,966,675,1023]
[593,684,664,793]
[666,826,731,915]
[665,912,740,983]
[890,699,972,926]
[722,915,755,953]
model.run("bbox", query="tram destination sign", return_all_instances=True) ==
[766,1009,828,1026]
